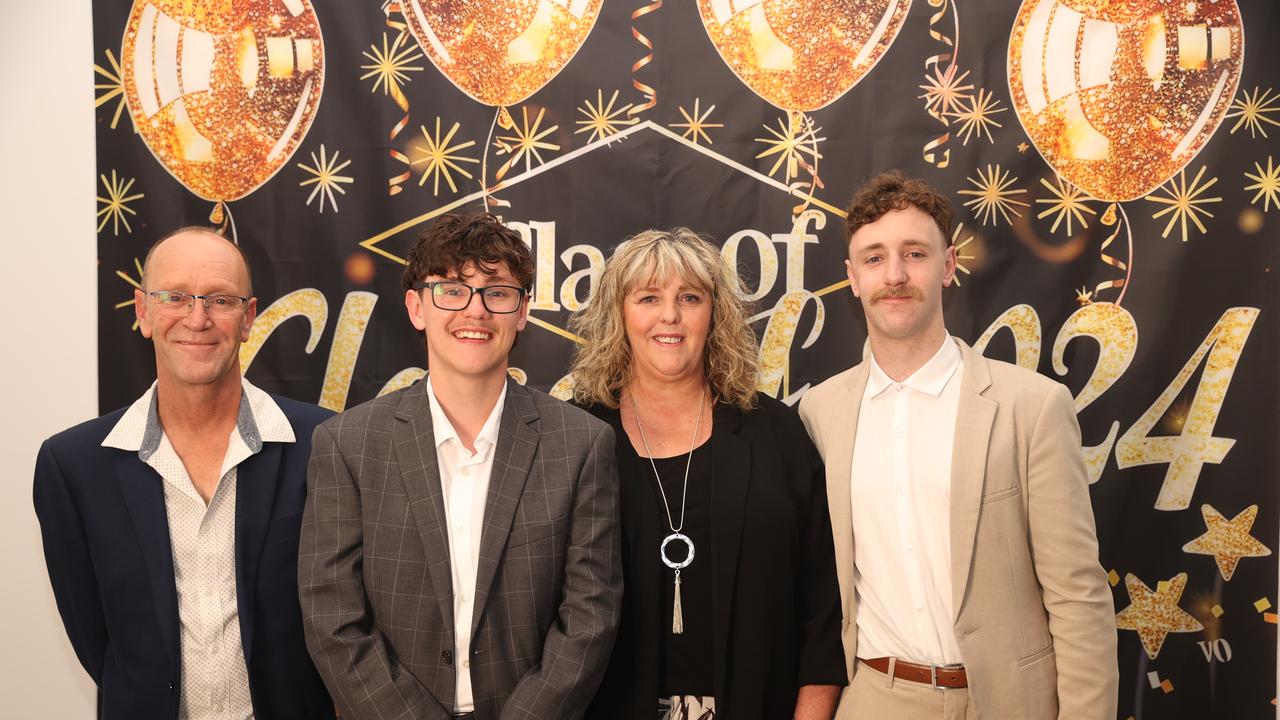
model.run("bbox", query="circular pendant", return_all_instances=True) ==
[660,532,695,570]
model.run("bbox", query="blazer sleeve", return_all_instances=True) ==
[500,422,622,720]
[298,422,451,720]
[793,431,846,687]
[1025,384,1119,720]
[32,440,108,684]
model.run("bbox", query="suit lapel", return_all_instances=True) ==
[115,455,181,670]
[233,442,282,663]
[392,380,456,631]
[472,380,539,638]
[949,341,996,617]
[709,404,750,703]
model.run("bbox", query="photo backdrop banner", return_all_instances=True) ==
[92,1,1279,716]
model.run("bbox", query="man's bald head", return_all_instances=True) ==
[142,226,253,295]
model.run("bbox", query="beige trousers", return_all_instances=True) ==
[841,660,976,720]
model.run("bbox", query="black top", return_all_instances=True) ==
[648,444,714,696]
[583,394,846,720]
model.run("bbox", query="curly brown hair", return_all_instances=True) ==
[844,170,953,247]
[400,213,534,291]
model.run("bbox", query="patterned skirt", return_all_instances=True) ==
[657,695,716,720]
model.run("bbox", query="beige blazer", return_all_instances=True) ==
[798,339,1118,720]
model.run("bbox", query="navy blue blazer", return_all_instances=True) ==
[33,392,336,720]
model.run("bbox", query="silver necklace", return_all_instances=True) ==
[631,392,706,635]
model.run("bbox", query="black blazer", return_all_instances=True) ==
[584,393,846,720]
[33,393,335,720]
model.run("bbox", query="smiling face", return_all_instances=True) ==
[405,261,528,385]
[622,272,712,387]
[846,205,956,345]
[135,230,257,392]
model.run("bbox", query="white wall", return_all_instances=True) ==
[0,1,99,716]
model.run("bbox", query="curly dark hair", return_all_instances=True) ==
[844,170,953,246]
[401,213,534,291]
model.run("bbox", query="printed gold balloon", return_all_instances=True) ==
[122,0,324,202]
[1009,0,1242,202]
[402,0,602,107]
[697,0,911,112]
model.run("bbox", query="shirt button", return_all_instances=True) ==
[905,545,913,552]
[461,467,471,476]
[463,659,471,668]
[898,488,906,496]
[915,604,924,611]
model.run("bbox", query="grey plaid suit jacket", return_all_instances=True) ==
[299,378,621,720]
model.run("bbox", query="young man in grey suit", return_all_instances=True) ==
[300,213,621,720]
[798,172,1117,719]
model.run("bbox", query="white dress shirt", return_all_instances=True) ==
[850,336,964,665]
[426,376,506,713]
[102,378,295,720]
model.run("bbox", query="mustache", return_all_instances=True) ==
[870,285,922,304]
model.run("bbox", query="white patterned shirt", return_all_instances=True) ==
[850,336,964,665]
[102,378,295,720]
[426,376,506,713]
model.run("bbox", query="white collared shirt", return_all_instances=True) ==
[850,336,964,665]
[102,378,295,720]
[426,376,506,713]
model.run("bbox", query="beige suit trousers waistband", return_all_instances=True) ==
[839,659,976,720]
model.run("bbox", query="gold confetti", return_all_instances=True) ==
[1108,570,1121,587]
[1254,597,1271,612]
[1210,605,1224,618]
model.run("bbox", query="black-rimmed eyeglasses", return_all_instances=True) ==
[412,281,527,314]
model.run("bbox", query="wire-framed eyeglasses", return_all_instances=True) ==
[412,281,527,314]
[146,290,250,316]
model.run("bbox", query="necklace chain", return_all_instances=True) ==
[631,392,706,534]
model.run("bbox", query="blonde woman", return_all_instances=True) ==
[572,228,844,720]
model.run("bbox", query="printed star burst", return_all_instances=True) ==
[360,32,424,95]
[1146,165,1222,242]
[297,144,354,213]
[671,98,723,146]
[1115,572,1204,660]
[919,65,973,116]
[94,48,129,130]
[1226,86,1280,139]
[412,118,479,195]
[494,106,561,175]
[957,165,1028,226]
[1244,156,1280,212]
[754,114,826,182]
[574,89,637,143]
[947,88,1005,145]
[115,257,144,331]
[951,223,975,287]
[1075,286,1094,306]
[1036,176,1097,235]
[96,170,144,236]
[1182,504,1272,581]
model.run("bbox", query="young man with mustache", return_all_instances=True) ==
[798,172,1117,719]
[299,213,621,720]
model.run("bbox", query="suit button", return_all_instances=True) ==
[168,681,175,693]
[441,650,453,665]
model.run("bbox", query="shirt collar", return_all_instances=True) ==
[425,374,506,453]
[102,377,295,458]
[865,334,962,399]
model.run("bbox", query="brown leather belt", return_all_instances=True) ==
[862,657,968,688]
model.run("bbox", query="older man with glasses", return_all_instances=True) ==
[33,226,335,720]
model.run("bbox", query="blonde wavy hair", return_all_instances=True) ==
[569,228,759,410]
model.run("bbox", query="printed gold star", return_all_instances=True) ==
[947,88,1005,145]
[412,117,479,195]
[1115,572,1204,660]
[1182,504,1272,581]
[115,257,144,331]
[951,223,975,287]
[754,114,826,182]
[360,32,424,96]
[1146,166,1222,242]
[958,164,1029,226]
[574,89,637,143]
[297,144,354,213]
[1075,286,1094,306]
[1244,156,1280,212]
[1017,142,1029,153]
[1036,176,1097,235]
[494,106,561,175]
[96,169,143,236]
[94,48,129,131]
[919,65,973,116]
[671,98,723,146]
[1226,86,1280,139]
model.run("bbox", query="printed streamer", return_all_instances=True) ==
[1093,203,1133,305]
[628,0,663,116]
[922,0,955,168]
[383,2,414,195]
[788,110,826,216]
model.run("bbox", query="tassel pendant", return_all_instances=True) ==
[672,570,684,634]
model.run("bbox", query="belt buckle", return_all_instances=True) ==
[929,663,961,689]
